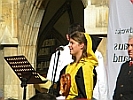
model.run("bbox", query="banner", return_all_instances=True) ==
[107,0,133,99]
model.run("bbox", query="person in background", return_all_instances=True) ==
[113,33,133,100]
[59,31,98,99]
[29,93,56,100]
[91,35,108,100]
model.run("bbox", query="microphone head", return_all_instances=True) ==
[56,46,64,51]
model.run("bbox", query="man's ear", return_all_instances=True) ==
[80,43,84,49]
[66,34,70,41]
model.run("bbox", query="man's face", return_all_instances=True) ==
[68,38,84,56]
[128,38,133,59]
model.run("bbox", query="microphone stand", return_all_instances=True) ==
[49,50,61,95]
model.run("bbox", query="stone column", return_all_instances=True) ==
[3,46,21,99]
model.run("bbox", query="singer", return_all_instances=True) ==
[60,32,98,99]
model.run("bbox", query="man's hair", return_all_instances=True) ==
[128,33,133,40]
[68,23,85,34]
[29,93,56,100]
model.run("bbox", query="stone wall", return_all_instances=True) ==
[0,0,46,99]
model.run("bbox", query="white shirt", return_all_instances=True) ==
[93,50,109,100]
[47,45,73,82]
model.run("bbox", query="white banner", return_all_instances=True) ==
[107,0,133,99]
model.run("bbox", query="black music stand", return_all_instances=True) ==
[4,55,47,100]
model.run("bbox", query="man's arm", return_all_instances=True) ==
[93,50,108,100]
[47,53,56,81]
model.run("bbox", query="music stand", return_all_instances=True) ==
[4,55,47,100]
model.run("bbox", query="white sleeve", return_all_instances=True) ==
[46,53,56,81]
[93,50,109,100]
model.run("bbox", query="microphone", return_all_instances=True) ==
[56,46,64,51]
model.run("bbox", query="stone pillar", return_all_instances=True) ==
[3,46,21,99]
[84,1,96,33]
[1,38,35,100]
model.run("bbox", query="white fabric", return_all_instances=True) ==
[47,45,73,82]
[93,50,108,100]
[56,96,65,100]
[107,0,133,99]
